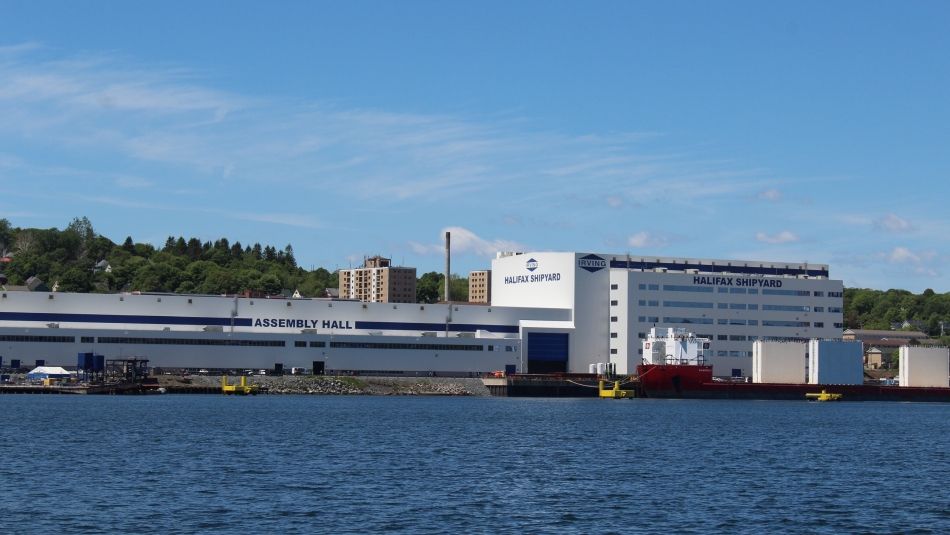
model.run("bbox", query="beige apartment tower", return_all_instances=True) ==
[468,270,491,304]
[339,256,417,303]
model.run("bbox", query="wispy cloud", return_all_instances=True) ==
[886,246,936,265]
[230,212,322,230]
[756,188,782,201]
[114,175,154,189]
[628,231,668,248]
[410,227,526,257]
[875,213,914,233]
[755,231,799,244]
[881,246,939,277]
[0,44,798,211]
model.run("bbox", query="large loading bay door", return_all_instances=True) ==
[526,332,569,373]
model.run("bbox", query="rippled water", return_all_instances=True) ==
[1,395,948,534]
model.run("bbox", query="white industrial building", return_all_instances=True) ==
[899,346,950,388]
[0,250,844,376]
[490,252,844,376]
[807,339,864,385]
[752,341,808,384]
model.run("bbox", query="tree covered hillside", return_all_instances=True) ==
[843,287,950,337]
[4,218,950,332]
[0,217,336,297]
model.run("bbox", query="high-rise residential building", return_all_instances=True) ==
[469,270,491,303]
[339,256,417,303]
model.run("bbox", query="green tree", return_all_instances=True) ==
[417,272,444,303]
[448,274,469,302]
[57,266,93,292]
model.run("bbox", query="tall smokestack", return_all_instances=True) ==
[444,231,451,303]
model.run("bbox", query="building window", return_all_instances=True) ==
[718,335,728,340]
[814,322,824,328]
[612,284,620,290]
[294,341,306,348]
[610,300,618,306]
[649,284,659,290]
[610,332,618,338]
[81,336,95,343]
[610,349,618,354]
[814,291,824,297]
[664,301,714,309]
[763,304,810,312]
[636,284,645,290]
[664,285,714,293]
[610,316,618,322]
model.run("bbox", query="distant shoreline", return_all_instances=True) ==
[158,374,490,396]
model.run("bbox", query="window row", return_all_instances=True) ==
[716,350,753,357]
[0,335,75,343]
[97,337,286,347]
[634,301,841,313]
[328,341,485,351]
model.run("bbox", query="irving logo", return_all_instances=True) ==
[526,258,539,272]
[577,254,607,273]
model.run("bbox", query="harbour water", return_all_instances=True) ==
[1,395,948,533]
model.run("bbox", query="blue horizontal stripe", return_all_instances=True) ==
[0,311,252,327]
[355,321,519,334]
[609,260,828,278]
[0,312,519,333]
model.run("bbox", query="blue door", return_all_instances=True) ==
[527,333,569,373]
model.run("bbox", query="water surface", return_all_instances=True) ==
[1,395,947,533]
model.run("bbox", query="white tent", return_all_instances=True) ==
[27,366,74,380]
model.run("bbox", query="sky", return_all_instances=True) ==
[0,1,948,291]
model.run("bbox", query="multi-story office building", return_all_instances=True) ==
[468,270,491,304]
[490,252,844,376]
[339,256,417,303]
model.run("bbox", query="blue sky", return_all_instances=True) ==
[0,1,948,291]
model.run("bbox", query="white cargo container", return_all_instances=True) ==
[899,346,950,388]
[752,341,807,384]
[808,339,863,385]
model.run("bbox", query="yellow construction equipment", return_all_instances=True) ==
[805,390,843,402]
[221,375,259,395]
[599,380,635,399]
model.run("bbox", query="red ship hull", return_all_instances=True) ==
[636,364,950,402]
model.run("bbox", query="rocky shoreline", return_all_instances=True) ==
[157,374,491,396]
